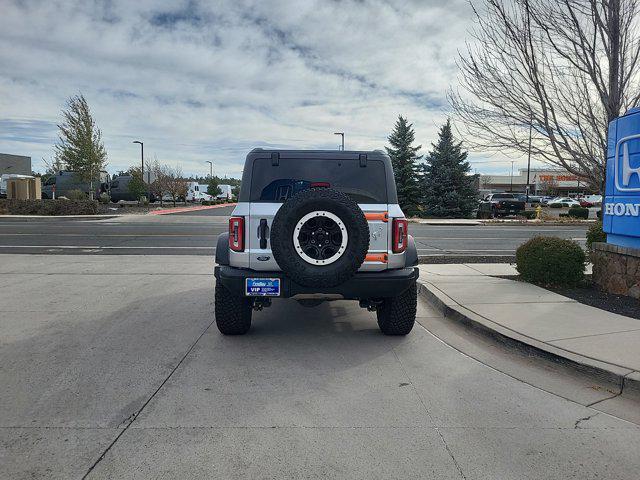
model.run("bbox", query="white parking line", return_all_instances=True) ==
[0,245,216,250]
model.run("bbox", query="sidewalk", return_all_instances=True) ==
[418,263,640,389]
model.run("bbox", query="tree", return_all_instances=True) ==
[207,177,221,197]
[54,94,108,191]
[127,166,147,202]
[385,116,422,216]
[537,176,559,196]
[148,160,168,205]
[420,120,478,218]
[450,0,640,192]
[164,166,188,206]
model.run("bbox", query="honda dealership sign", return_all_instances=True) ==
[604,108,640,248]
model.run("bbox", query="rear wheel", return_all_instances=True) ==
[215,282,252,335]
[376,282,417,335]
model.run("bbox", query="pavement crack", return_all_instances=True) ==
[391,348,467,479]
[81,317,216,479]
[586,376,626,408]
[574,413,599,429]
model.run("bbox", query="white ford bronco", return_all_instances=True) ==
[214,149,419,335]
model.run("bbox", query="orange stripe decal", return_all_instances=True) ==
[365,253,388,263]
[365,212,389,222]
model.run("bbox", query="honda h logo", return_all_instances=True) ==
[615,134,640,192]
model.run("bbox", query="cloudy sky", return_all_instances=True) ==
[0,0,522,178]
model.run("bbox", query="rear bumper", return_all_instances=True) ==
[214,265,419,300]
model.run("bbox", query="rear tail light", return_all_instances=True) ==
[392,218,408,253]
[229,217,244,252]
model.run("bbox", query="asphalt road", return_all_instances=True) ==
[1,254,638,479]
[0,206,589,257]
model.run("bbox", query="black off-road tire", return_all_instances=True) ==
[215,282,252,335]
[270,188,369,288]
[376,282,417,335]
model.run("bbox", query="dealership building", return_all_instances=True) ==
[477,168,592,196]
[0,153,32,175]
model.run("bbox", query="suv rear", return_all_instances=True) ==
[214,149,419,335]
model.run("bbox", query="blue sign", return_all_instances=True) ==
[604,108,640,249]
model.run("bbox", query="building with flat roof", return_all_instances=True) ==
[478,168,592,196]
[0,153,31,175]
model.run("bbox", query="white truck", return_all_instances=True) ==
[217,184,232,200]
[185,182,213,202]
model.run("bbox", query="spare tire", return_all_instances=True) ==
[270,188,369,288]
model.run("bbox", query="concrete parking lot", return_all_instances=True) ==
[2,253,639,479]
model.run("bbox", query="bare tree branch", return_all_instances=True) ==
[450,0,640,191]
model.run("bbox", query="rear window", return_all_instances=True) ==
[492,193,515,199]
[250,158,387,203]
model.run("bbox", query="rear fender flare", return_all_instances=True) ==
[405,234,418,267]
[215,232,230,265]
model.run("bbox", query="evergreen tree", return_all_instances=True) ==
[385,116,422,216]
[421,120,477,218]
[54,94,107,182]
[127,166,147,202]
[207,178,222,197]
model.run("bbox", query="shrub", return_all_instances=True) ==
[2,199,99,215]
[568,206,589,219]
[549,203,563,208]
[516,236,586,287]
[66,189,87,200]
[139,196,149,205]
[519,211,537,220]
[586,221,606,252]
[99,192,110,204]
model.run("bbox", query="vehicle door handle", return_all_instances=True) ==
[258,219,268,249]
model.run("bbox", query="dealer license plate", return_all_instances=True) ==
[245,278,280,296]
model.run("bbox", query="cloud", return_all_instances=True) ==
[0,0,522,177]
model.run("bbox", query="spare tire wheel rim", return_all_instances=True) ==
[293,211,348,265]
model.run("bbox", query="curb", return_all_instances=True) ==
[149,203,237,215]
[417,280,640,399]
[0,215,119,220]
[408,219,595,226]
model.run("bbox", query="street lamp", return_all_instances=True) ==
[526,114,533,202]
[132,140,148,198]
[334,132,344,151]
[510,161,516,192]
[205,161,213,178]
[132,140,144,180]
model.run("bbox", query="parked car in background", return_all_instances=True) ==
[579,194,602,207]
[515,194,542,203]
[477,193,526,218]
[41,171,109,199]
[547,197,580,208]
[186,182,213,202]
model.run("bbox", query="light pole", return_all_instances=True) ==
[205,161,213,178]
[526,114,532,202]
[510,161,515,192]
[334,132,344,151]
[133,140,146,198]
[133,140,144,179]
